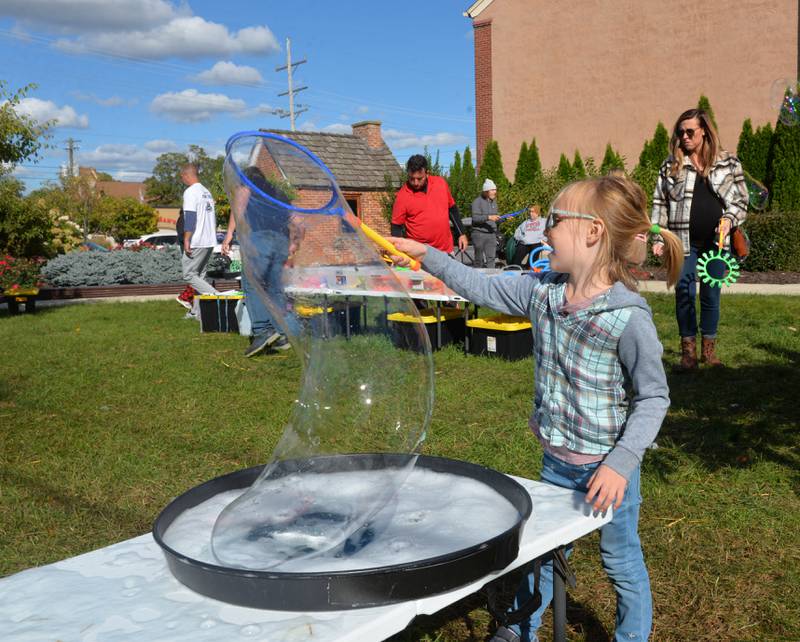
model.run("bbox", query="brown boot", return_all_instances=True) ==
[701,336,723,367]
[679,336,698,371]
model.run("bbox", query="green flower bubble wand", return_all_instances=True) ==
[696,219,740,288]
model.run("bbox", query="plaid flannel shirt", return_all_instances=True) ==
[650,151,749,254]
[531,282,633,455]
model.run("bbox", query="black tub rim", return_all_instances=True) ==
[153,453,532,609]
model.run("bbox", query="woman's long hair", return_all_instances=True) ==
[668,108,721,178]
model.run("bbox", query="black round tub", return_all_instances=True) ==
[153,454,532,611]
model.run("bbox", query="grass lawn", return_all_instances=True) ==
[1,294,799,641]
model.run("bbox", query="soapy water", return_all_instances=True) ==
[212,133,434,570]
[770,78,800,127]
[167,468,521,572]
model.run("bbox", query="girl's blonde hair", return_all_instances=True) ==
[668,108,721,177]
[553,175,683,290]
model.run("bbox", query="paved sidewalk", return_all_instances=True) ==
[3,282,799,313]
[639,281,800,295]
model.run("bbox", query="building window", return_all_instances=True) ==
[344,193,361,218]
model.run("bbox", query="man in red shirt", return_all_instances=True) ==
[391,155,468,254]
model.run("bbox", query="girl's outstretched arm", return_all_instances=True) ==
[391,238,540,318]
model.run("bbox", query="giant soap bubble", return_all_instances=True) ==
[211,132,433,570]
[770,78,800,127]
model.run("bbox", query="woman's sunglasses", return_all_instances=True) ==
[545,208,597,230]
[677,128,699,139]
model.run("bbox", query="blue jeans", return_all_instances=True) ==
[675,246,724,338]
[511,453,652,642]
[241,229,298,338]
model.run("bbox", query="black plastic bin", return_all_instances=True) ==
[388,307,465,351]
[467,314,533,361]
[198,294,242,333]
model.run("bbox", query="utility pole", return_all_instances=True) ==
[64,137,80,177]
[275,37,308,130]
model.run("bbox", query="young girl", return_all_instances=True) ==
[512,204,547,267]
[391,174,682,642]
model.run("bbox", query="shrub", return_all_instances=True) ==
[41,246,184,287]
[0,255,44,290]
[478,140,509,191]
[741,210,800,271]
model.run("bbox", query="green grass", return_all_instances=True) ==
[1,295,799,641]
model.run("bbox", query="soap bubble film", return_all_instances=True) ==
[770,78,800,127]
[211,132,434,570]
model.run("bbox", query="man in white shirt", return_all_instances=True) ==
[180,163,219,299]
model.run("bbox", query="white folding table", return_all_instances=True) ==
[0,478,611,642]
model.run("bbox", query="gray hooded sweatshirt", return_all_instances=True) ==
[423,247,670,480]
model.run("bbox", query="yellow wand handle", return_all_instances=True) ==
[358,220,421,271]
[718,218,725,248]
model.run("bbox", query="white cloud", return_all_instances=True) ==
[113,170,152,181]
[383,129,469,150]
[321,123,351,134]
[150,88,247,122]
[78,140,221,180]
[297,121,352,135]
[356,105,370,114]
[15,97,89,128]
[0,0,180,32]
[192,61,264,86]
[143,139,179,153]
[55,16,280,60]
[71,90,137,107]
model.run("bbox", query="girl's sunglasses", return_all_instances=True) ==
[677,128,698,139]
[545,208,597,230]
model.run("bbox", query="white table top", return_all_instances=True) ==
[0,478,611,642]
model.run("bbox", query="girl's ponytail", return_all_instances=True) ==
[650,224,682,288]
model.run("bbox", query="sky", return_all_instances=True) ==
[0,0,477,189]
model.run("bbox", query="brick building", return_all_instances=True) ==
[260,121,402,234]
[252,121,403,266]
[465,0,799,172]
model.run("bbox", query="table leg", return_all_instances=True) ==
[552,560,566,642]
[344,295,351,340]
[552,546,576,642]
[436,300,442,349]
[463,303,469,354]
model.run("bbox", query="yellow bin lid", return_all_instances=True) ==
[296,304,334,317]
[387,307,463,324]
[466,314,531,331]
[197,294,244,300]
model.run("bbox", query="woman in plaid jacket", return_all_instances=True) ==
[651,108,749,369]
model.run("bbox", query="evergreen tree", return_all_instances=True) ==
[632,122,670,208]
[572,150,587,179]
[557,154,572,182]
[513,141,530,185]
[478,140,509,190]
[769,117,800,210]
[462,146,478,203]
[600,143,625,174]
[737,118,754,167]
[528,138,543,181]
[697,95,717,130]
[650,123,670,167]
[447,150,466,216]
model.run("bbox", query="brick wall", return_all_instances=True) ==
[351,121,384,149]
[473,19,493,169]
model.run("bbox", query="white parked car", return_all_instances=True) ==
[122,231,238,258]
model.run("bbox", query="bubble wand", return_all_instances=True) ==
[696,220,740,288]
[342,212,421,271]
